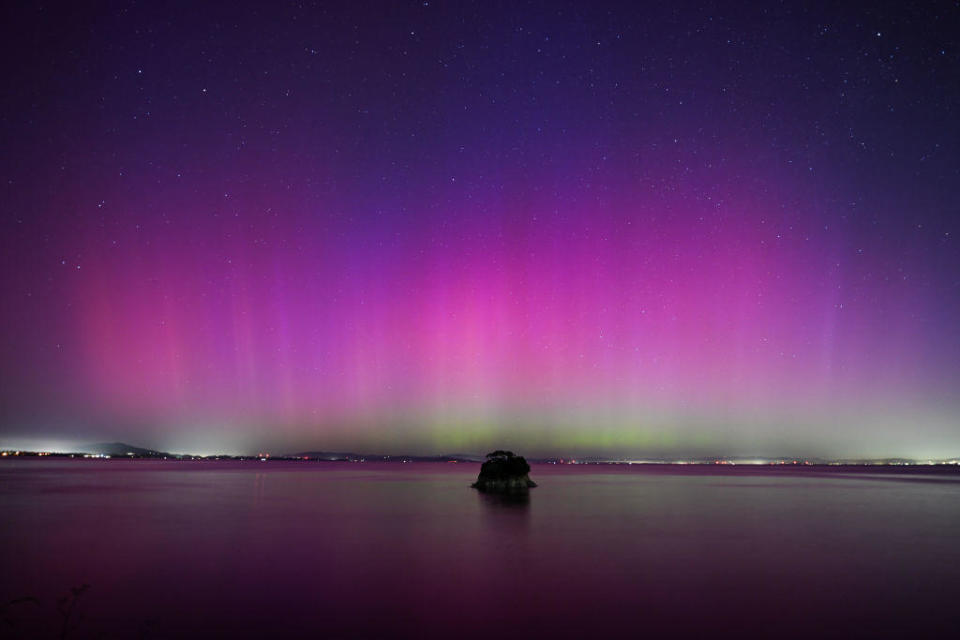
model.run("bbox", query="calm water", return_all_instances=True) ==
[1,460,958,638]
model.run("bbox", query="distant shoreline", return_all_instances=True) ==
[2,448,959,471]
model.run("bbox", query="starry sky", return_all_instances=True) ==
[1,1,958,457]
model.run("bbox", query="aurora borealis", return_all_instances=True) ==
[1,2,958,457]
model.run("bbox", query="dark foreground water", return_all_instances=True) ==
[1,461,958,638]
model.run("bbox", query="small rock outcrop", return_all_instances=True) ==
[472,450,537,493]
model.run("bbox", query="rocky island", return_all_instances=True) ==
[471,450,537,493]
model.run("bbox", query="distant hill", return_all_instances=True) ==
[81,442,171,457]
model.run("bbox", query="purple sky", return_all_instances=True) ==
[1,2,958,456]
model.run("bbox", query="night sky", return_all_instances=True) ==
[1,1,958,457]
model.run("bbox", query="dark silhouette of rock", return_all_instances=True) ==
[471,450,537,493]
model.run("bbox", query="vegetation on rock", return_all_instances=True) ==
[472,450,537,493]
